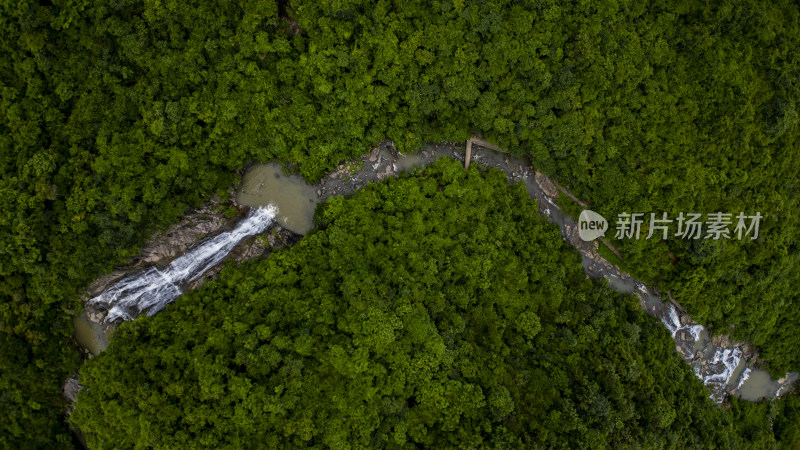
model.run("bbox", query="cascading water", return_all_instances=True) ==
[89,206,277,322]
[737,368,753,390]
[653,298,799,403]
[659,301,746,401]
[76,145,797,403]
[661,304,704,341]
[705,348,743,384]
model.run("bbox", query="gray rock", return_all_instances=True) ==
[63,375,82,404]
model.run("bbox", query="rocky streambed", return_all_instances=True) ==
[73,200,300,355]
[69,140,796,407]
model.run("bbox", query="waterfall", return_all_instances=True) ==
[658,302,747,401]
[661,304,684,337]
[704,348,744,386]
[89,206,277,322]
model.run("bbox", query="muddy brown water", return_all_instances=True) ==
[76,142,796,403]
[73,312,109,356]
[236,164,318,235]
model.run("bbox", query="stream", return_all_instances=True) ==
[74,141,796,404]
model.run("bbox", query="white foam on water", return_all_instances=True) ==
[89,206,277,322]
[704,348,743,387]
[737,368,752,390]
[659,304,747,402]
[661,304,684,337]
[689,325,704,342]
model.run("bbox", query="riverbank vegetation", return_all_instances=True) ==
[70,160,800,448]
[2,0,799,446]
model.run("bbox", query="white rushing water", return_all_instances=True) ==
[704,348,744,386]
[737,368,753,390]
[659,302,747,401]
[79,145,797,402]
[661,304,684,337]
[662,305,704,342]
[89,206,277,322]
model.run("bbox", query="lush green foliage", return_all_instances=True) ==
[2,0,800,446]
[71,161,795,448]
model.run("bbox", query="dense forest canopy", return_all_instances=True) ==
[70,160,800,448]
[1,0,799,447]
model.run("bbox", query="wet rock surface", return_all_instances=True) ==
[73,140,795,407]
[322,141,798,404]
[83,201,232,300]
[183,225,301,292]
[82,198,238,327]
[83,208,298,329]
[136,207,230,267]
